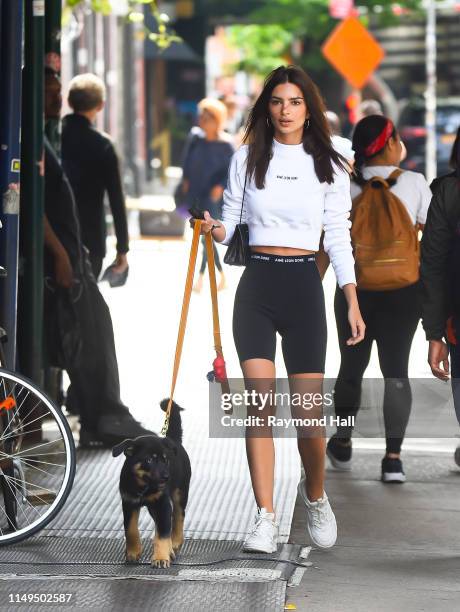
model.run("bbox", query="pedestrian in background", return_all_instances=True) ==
[62,73,129,281]
[325,110,354,166]
[178,98,234,293]
[358,99,383,119]
[42,68,152,447]
[421,126,460,467]
[193,65,365,554]
[327,114,432,483]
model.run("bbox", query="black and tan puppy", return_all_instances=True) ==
[112,399,191,567]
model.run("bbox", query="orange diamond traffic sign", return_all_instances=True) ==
[322,17,385,89]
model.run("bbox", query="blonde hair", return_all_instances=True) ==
[197,98,228,130]
[68,73,106,112]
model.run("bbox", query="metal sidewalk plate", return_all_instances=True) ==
[0,538,309,611]
[0,537,304,581]
[0,578,286,611]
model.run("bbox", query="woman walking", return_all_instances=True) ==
[327,114,432,483]
[192,66,364,552]
[179,98,234,292]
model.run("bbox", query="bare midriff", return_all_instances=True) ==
[251,246,316,256]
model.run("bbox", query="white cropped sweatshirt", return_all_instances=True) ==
[220,139,356,288]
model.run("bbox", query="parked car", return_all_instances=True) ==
[398,97,460,176]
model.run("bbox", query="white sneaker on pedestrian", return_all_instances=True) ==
[297,478,337,549]
[243,507,278,553]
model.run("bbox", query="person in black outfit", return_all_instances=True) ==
[44,68,150,447]
[327,115,431,483]
[61,73,129,280]
[421,126,460,466]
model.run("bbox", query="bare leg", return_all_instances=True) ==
[241,358,276,514]
[289,373,325,502]
[217,271,227,291]
[193,273,204,293]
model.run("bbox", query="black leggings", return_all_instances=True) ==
[199,236,222,274]
[334,282,421,454]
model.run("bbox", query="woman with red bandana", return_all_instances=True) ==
[327,115,432,483]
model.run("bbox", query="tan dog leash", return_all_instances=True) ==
[161,221,229,436]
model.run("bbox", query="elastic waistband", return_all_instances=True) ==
[250,253,316,264]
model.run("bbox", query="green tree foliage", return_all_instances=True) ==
[66,0,113,14]
[210,0,423,75]
[227,24,294,76]
[64,0,181,49]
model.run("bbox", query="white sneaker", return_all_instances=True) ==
[243,507,278,553]
[297,479,337,549]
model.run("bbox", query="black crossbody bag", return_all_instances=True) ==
[223,170,249,267]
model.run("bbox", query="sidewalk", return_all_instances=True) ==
[287,446,460,612]
[97,235,460,611]
[2,234,458,611]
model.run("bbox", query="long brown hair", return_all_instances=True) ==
[243,65,346,188]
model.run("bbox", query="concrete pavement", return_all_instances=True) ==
[288,448,460,612]
[99,233,460,611]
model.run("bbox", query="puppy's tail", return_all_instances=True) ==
[160,398,183,444]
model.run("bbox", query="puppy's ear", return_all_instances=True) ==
[112,438,135,458]
[162,437,178,456]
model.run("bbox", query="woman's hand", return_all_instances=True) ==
[189,211,219,234]
[428,339,450,381]
[342,284,366,345]
[346,303,366,345]
[112,252,128,274]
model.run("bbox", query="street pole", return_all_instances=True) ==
[122,20,141,197]
[0,0,23,369]
[425,0,437,183]
[18,0,45,384]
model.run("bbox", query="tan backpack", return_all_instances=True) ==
[350,169,420,291]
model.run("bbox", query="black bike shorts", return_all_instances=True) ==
[233,253,327,374]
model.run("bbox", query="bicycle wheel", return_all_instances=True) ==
[0,368,76,545]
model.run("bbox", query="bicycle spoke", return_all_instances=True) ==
[4,481,44,523]
[6,396,43,438]
[4,473,57,496]
[2,475,32,523]
[17,458,62,479]
[0,378,19,403]
[0,371,75,542]
[1,407,50,438]
[3,481,52,514]
[0,425,45,443]
[0,450,67,459]
[14,457,65,468]
[0,494,17,530]
[1,389,32,437]
[10,438,67,457]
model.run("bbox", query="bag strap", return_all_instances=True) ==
[161,222,228,435]
[364,168,404,190]
[387,168,403,183]
[239,169,249,224]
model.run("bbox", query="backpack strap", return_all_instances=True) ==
[363,168,404,190]
[387,168,403,186]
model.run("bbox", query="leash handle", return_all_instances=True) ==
[162,221,229,435]
[162,221,202,436]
